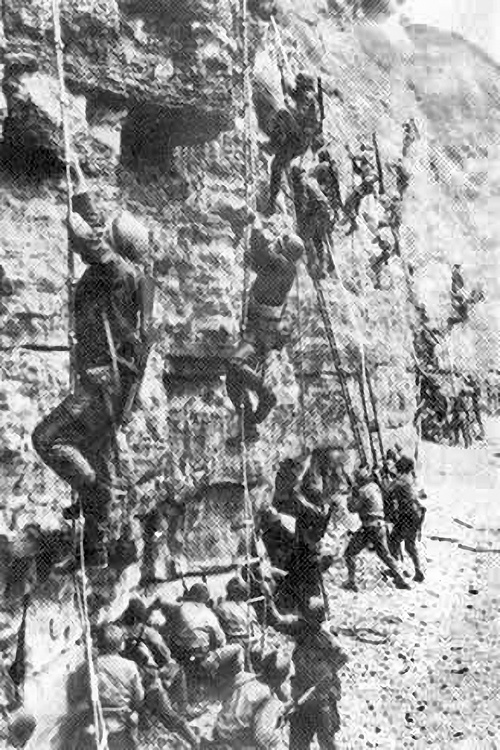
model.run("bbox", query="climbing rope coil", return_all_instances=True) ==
[52,0,109,747]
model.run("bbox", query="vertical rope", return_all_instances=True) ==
[52,0,76,391]
[240,0,255,335]
[239,0,259,666]
[52,3,108,748]
[295,273,307,448]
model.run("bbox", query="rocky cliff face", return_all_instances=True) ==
[1,0,499,563]
[0,1,499,742]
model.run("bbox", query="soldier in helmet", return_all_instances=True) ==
[341,144,378,235]
[343,464,410,592]
[32,158,152,567]
[266,71,323,215]
[312,149,343,223]
[289,165,334,279]
[226,221,305,442]
[266,596,348,750]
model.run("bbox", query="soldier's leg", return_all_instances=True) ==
[227,339,277,428]
[317,697,341,750]
[404,528,424,582]
[167,666,190,715]
[388,522,404,561]
[369,525,410,588]
[344,527,370,589]
[32,391,103,490]
[312,230,326,277]
[226,363,259,438]
[268,150,289,213]
[289,704,317,750]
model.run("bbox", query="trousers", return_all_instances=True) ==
[32,372,133,551]
[289,697,340,750]
[345,522,404,583]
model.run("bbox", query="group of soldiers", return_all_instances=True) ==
[0,53,465,750]
[61,582,346,750]
[25,68,420,568]
[56,440,425,750]
[416,372,485,447]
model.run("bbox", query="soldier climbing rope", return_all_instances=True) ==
[269,16,368,463]
[52,0,109,747]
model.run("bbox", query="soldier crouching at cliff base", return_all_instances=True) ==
[32,158,151,568]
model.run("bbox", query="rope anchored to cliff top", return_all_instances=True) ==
[52,2,109,748]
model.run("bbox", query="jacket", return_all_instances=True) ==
[68,654,144,735]
[172,602,226,656]
[348,481,385,527]
[214,672,283,749]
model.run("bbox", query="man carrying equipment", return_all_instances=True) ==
[67,624,144,750]
[290,165,334,279]
[267,597,348,750]
[386,456,426,582]
[342,144,378,235]
[210,649,289,749]
[266,71,323,215]
[312,149,343,223]
[32,159,152,566]
[119,599,200,748]
[226,222,305,442]
[343,465,411,592]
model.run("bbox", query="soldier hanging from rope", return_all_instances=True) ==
[341,143,378,235]
[265,71,324,215]
[311,149,343,223]
[369,189,403,288]
[289,165,335,279]
[32,158,153,567]
[226,220,305,444]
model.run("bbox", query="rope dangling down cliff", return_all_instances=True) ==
[51,1,109,748]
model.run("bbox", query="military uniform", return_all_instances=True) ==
[313,150,343,221]
[32,191,145,563]
[267,73,323,214]
[212,672,284,749]
[342,149,378,234]
[269,603,348,750]
[290,166,334,278]
[386,469,425,582]
[275,462,332,611]
[68,652,143,750]
[226,226,304,440]
[120,602,199,749]
[344,476,410,590]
